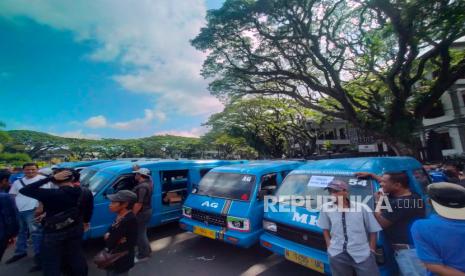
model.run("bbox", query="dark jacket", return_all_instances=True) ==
[105,212,137,273]
[19,177,94,232]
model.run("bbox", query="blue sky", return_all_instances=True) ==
[0,0,224,139]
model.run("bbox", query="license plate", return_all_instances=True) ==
[193,226,216,240]
[285,249,324,273]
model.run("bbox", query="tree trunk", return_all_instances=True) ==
[383,138,416,157]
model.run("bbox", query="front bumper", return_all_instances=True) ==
[179,217,261,248]
[260,232,330,274]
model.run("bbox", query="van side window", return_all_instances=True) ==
[413,168,431,193]
[200,168,212,178]
[160,170,189,205]
[109,174,136,194]
[260,173,278,195]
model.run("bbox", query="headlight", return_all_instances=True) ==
[182,206,192,218]
[263,220,277,232]
[227,216,250,232]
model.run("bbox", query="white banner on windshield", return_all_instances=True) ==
[307,175,334,187]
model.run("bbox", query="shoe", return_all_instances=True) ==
[28,265,42,273]
[134,256,150,264]
[5,253,27,264]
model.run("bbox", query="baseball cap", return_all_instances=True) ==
[133,167,151,177]
[428,182,465,220]
[325,179,349,191]
[107,190,137,203]
[39,167,53,176]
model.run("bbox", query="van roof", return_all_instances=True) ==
[291,157,422,175]
[212,160,303,175]
[100,159,244,174]
[56,160,112,168]
[83,160,133,170]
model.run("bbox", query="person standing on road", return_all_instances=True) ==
[0,170,19,261]
[317,180,382,276]
[411,182,465,276]
[356,172,426,276]
[6,163,48,272]
[101,190,138,276]
[19,168,92,276]
[132,168,153,263]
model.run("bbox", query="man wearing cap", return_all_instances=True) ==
[132,167,153,263]
[317,179,382,276]
[101,190,138,275]
[411,182,465,276]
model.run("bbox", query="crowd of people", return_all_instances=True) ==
[318,171,465,276]
[1,161,465,276]
[0,163,153,276]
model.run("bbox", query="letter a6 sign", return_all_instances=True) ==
[201,201,219,208]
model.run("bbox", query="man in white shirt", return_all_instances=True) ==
[6,163,49,272]
[317,179,382,276]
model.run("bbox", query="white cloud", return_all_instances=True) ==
[0,0,224,116]
[155,127,208,138]
[112,109,164,131]
[85,115,107,128]
[83,109,165,131]
[55,130,101,140]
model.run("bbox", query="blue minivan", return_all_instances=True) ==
[84,159,245,239]
[79,160,141,186]
[259,157,431,275]
[179,161,303,248]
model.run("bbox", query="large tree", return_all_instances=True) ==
[205,97,320,158]
[192,0,465,155]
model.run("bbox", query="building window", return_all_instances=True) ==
[424,101,445,119]
[439,132,453,150]
[339,128,346,139]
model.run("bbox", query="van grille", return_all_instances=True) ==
[269,222,326,251]
[191,209,227,227]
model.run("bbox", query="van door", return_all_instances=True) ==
[91,173,135,238]
[159,169,189,223]
[253,173,279,231]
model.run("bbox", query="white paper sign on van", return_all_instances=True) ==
[307,175,334,187]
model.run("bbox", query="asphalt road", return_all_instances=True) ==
[0,222,322,276]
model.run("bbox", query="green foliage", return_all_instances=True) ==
[0,152,32,167]
[5,130,212,161]
[212,133,258,159]
[203,96,320,158]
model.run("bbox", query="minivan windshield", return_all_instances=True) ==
[195,172,256,201]
[276,174,374,209]
[87,171,114,193]
[79,168,97,187]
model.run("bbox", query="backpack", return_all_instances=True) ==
[42,186,94,232]
[0,194,20,238]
